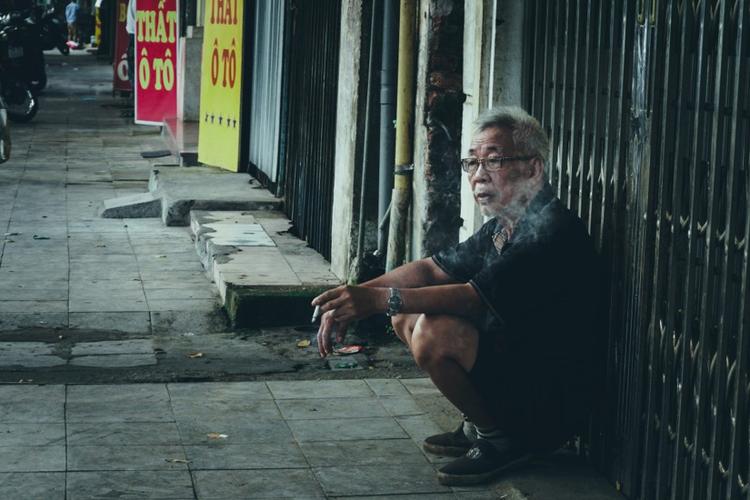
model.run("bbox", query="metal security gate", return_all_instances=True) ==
[247,0,286,186]
[524,1,750,498]
[281,0,341,260]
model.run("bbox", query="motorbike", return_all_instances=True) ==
[0,24,38,123]
[37,7,69,56]
[0,9,47,94]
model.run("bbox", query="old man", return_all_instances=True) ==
[312,106,599,486]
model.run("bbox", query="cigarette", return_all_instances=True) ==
[311,305,321,323]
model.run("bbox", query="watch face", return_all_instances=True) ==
[387,289,402,316]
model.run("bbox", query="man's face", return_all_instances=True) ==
[467,127,539,219]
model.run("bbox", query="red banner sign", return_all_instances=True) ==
[113,0,130,92]
[135,0,179,125]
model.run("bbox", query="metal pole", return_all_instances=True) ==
[385,0,416,272]
[376,0,398,256]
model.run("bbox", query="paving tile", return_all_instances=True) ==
[313,464,446,496]
[167,381,272,401]
[0,287,68,301]
[67,422,182,446]
[0,446,65,472]
[175,417,293,445]
[71,339,153,356]
[146,299,219,312]
[170,399,281,421]
[0,423,65,447]
[68,299,149,313]
[70,354,157,368]
[396,415,446,446]
[267,380,373,400]
[300,439,429,467]
[192,469,325,499]
[144,287,217,300]
[150,310,228,334]
[66,384,173,423]
[68,312,151,333]
[338,495,454,500]
[287,417,407,442]
[0,312,68,330]
[0,342,66,368]
[0,301,68,313]
[0,472,65,500]
[0,385,65,422]
[365,378,413,397]
[66,470,194,500]
[67,445,189,471]
[185,442,308,470]
[276,397,390,420]
[378,396,426,417]
[400,378,440,395]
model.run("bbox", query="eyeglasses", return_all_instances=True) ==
[460,156,536,174]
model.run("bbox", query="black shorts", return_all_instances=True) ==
[468,336,592,452]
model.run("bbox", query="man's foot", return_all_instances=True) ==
[423,422,475,457]
[436,439,531,486]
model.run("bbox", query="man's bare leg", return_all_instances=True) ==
[391,313,496,429]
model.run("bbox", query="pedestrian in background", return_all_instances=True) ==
[65,0,79,43]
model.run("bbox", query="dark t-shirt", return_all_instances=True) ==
[433,183,599,364]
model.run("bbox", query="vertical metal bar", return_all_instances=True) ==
[641,0,678,496]
[724,3,749,499]
[540,0,555,136]
[548,0,562,192]
[557,0,573,200]
[676,0,711,497]
[586,0,606,244]
[597,0,618,251]
[666,4,703,500]
[528,0,541,118]
[703,2,735,498]
[612,0,639,492]
[577,0,595,222]
[564,0,581,209]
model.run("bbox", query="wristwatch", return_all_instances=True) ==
[386,287,403,317]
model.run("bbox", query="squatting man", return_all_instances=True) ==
[312,106,599,486]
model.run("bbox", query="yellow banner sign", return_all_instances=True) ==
[198,0,243,171]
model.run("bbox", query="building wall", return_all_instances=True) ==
[330,0,365,280]
[410,0,464,260]
[459,0,525,241]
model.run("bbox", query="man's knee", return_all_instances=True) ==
[390,314,410,337]
[410,315,478,372]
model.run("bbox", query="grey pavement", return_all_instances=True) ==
[0,55,622,499]
[0,55,221,334]
[0,378,619,500]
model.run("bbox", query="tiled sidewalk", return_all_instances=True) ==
[0,54,223,335]
[0,378,497,499]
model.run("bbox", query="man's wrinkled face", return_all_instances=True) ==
[467,127,537,218]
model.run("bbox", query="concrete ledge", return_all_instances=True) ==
[190,210,341,328]
[151,167,283,226]
[225,285,331,328]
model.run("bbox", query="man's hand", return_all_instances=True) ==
[316,310,348,358]
[311,285,387,357]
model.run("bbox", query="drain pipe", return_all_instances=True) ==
[385,0,416,272]
[376,0,398,256]
[355,1,379,276]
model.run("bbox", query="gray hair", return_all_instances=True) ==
[474,106,550,166]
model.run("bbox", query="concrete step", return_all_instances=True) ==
[99,192,161,219]
[99,165,283,225]
[190,210,341,328]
